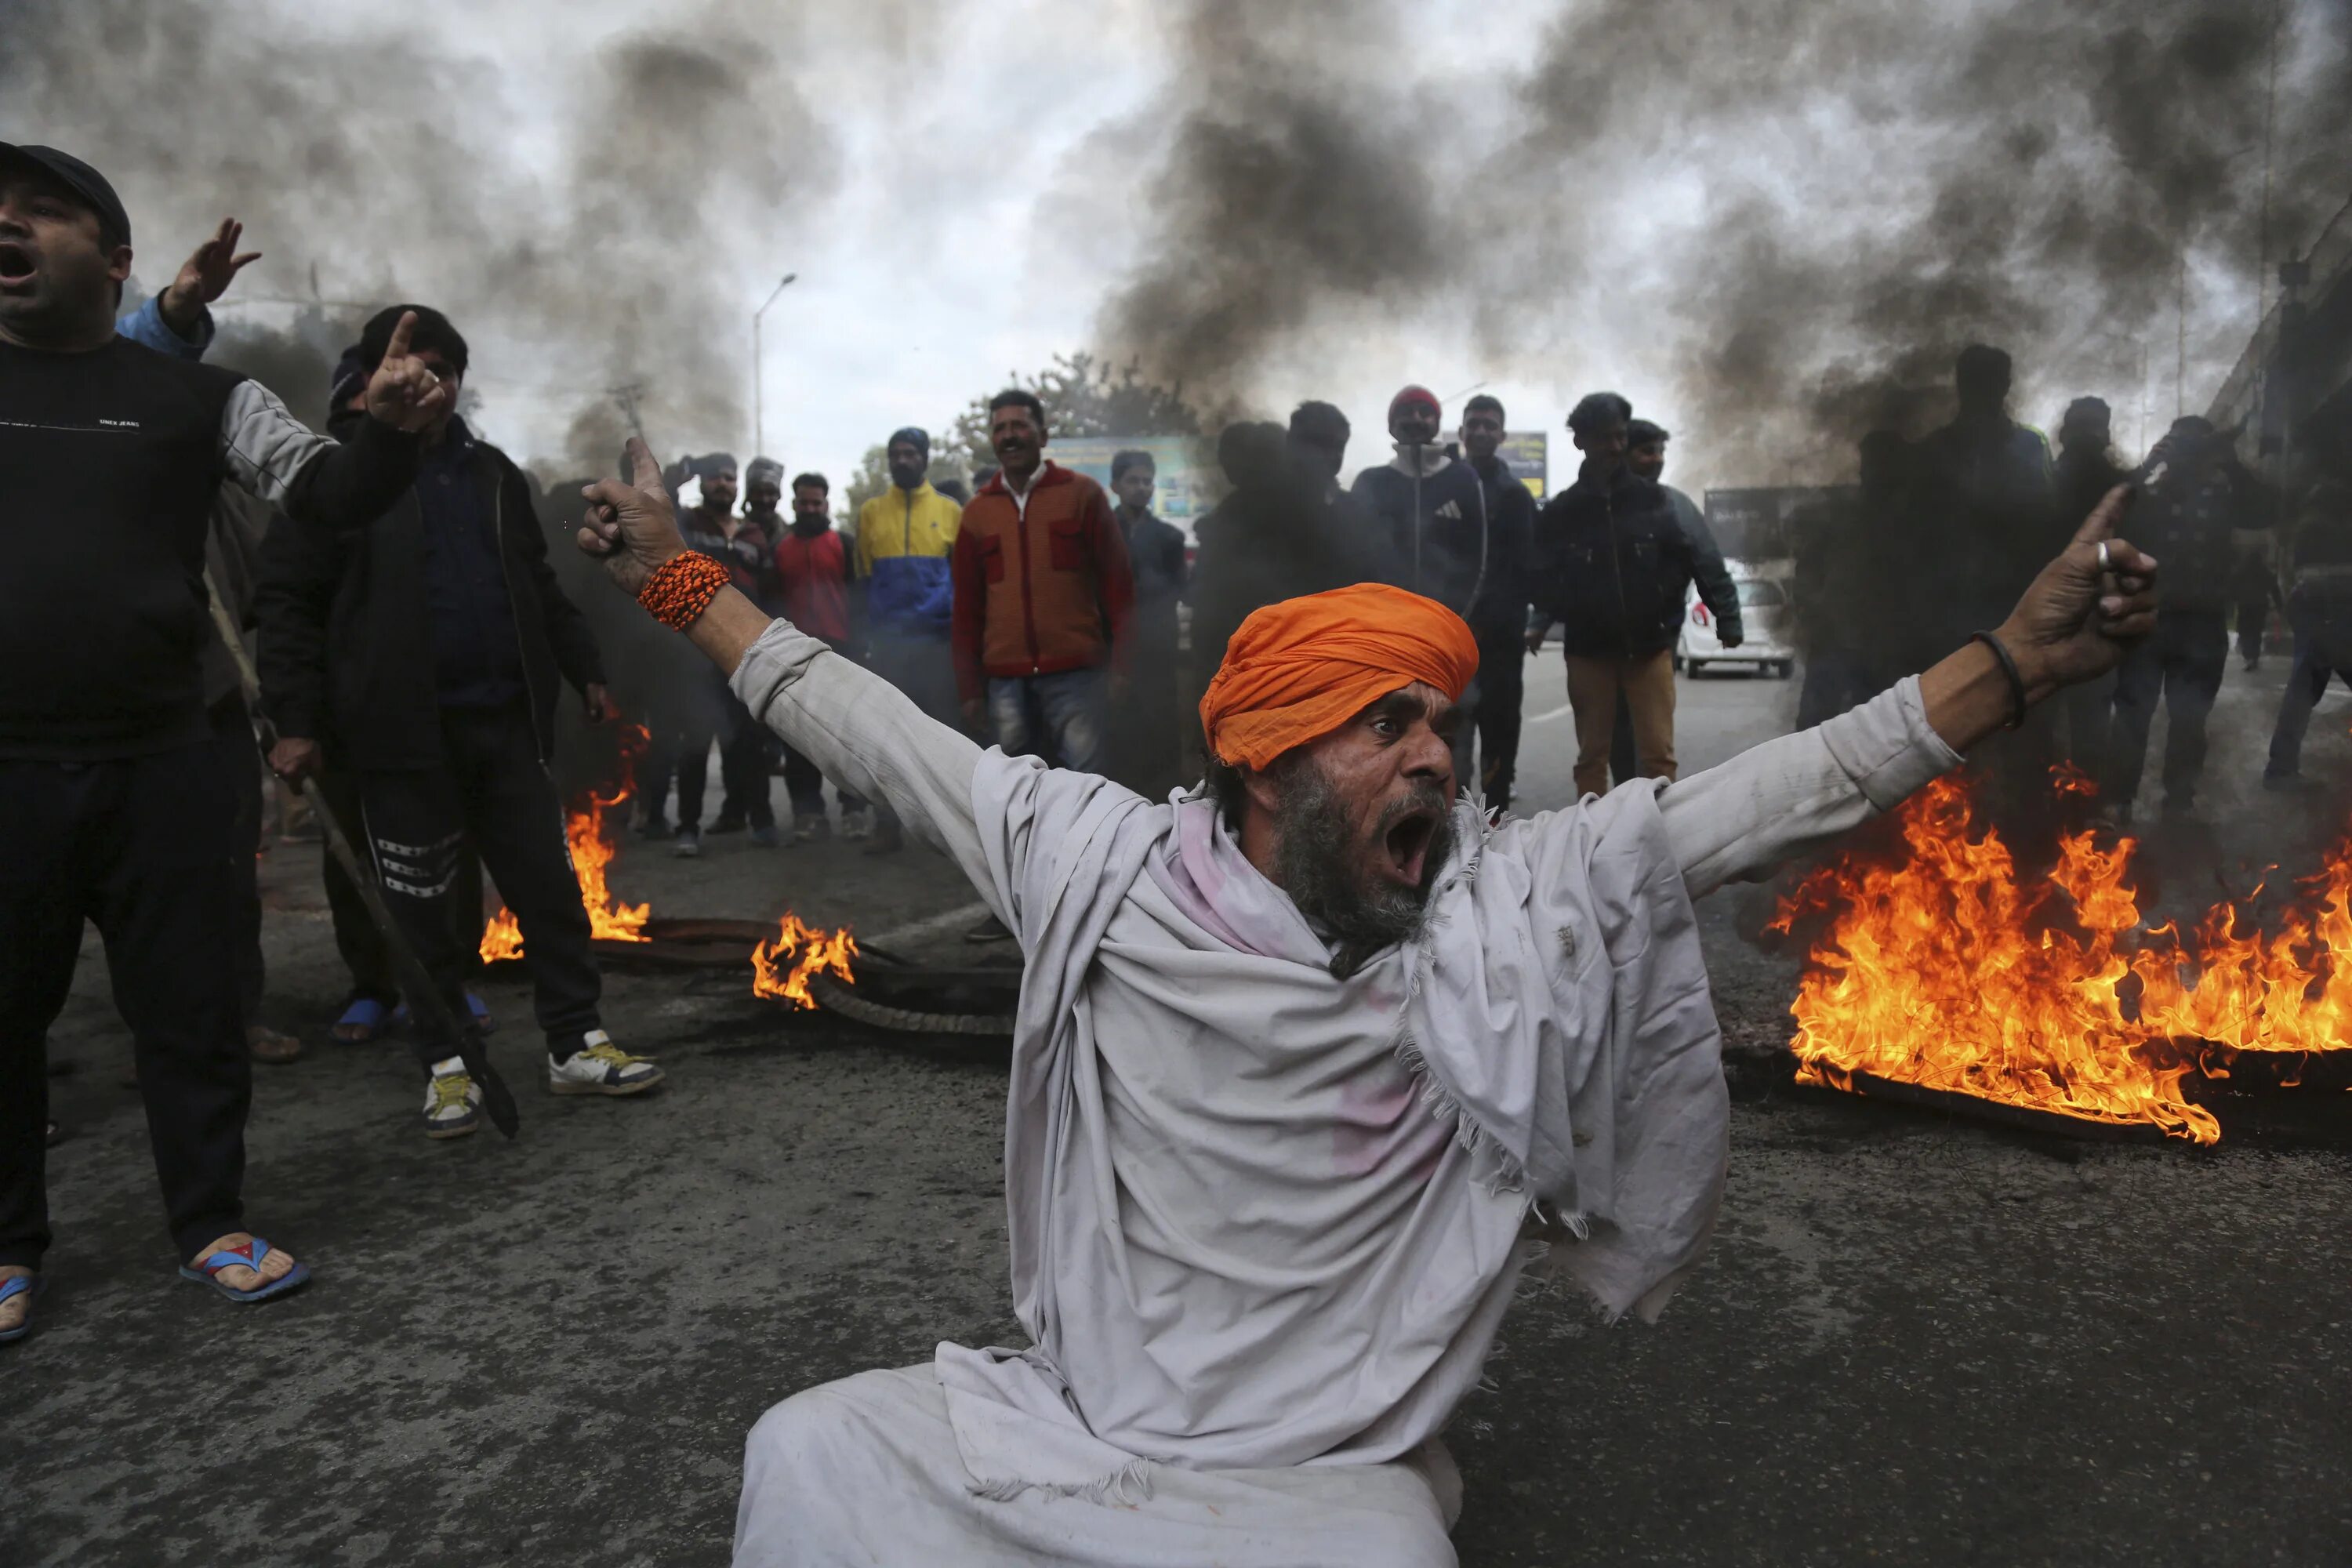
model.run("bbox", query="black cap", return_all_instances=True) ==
[0,143,132,248]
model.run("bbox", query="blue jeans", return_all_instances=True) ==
[988,669,1109,773]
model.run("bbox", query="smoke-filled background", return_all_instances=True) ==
[6,0,2347,490]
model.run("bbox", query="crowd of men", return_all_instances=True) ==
[0,140,2332,1543]
[1791,342,2337,826]
[592,378,1755,951]
[0,134,1765,1335]
[16,129,2340,1567]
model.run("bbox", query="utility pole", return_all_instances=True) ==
[2256,0,2283,325]
[2176,249,2187,421]
[752,272,798,459]
[2137,340,2151,461]
[608,381,648,452]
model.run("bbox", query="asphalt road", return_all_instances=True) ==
[9,655,2350,1566]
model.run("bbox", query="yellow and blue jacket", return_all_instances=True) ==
[855,481,961,637]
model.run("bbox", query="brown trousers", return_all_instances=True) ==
[1564,650,1677,798]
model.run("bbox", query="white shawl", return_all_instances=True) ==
[728,619,1960,1507]
[933,753,1725,1495]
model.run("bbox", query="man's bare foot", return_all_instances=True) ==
[247,1023,303,1063]
[191,1232,296,1294]
[0,1264,33,1334]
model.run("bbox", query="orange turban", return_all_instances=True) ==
[1200,584,1479,770]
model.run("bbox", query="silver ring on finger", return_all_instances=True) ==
[2097,539,2111,572]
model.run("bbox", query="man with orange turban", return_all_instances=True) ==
[576,439,2157,1566]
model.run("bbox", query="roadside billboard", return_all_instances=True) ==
[1499,431,1548,500]
[1048,436,1218,533]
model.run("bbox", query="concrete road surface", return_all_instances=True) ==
[8,654,2350,1566]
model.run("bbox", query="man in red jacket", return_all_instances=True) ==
[769,472,868,843]
[949,390,1134,775]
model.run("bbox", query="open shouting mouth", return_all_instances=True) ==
[1380,803,1443,888]
[0,241,37,289]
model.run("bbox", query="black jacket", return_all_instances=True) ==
[258,412,606,770]
[1191,466,1394,671]
[1533,462,1740,659]
[1350,454,1522,630]
[1460,452,1538,644]
[2136,464,2254,615]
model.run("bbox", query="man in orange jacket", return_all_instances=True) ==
[949,389,1134,775]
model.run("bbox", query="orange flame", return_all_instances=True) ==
[480,907,524,963]
[2132,840,2352,1072]
[479,723,653,962]
[1774,772,2352,1145]
[750,913,858,1009]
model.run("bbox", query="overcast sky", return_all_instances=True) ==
[41,0,2333,495]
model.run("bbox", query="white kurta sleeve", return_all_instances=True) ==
[1657,676,1962,899]
[728,619,990,882]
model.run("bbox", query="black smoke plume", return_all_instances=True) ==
[1,0,839,468]
[1098,0,2348,480]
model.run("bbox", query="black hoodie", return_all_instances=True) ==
[257,408,604,770]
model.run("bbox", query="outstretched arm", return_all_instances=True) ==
[578,441,988,867]
[222,308,452,532]
[1665,487,2158,896]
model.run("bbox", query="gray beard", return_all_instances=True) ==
[1269,760,1456,979]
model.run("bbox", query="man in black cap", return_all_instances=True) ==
[259,303,656,1141]
[1528,393,1729,800]
[0,143,451,1338]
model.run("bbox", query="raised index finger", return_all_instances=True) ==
[382,309,419,365]
[625,435,665,492]
[2070,484,2134,549]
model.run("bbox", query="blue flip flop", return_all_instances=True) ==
[179,1239,312,1304]
[333,996,394,1044]
[389,993,495,1034]
[0,1275,40,1344]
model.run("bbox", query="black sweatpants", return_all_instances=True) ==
[358,702,601,1069]
[210,692,267,1022]
[318,768,481,1008]
[655,677,774,831]
[713,689,778,828]
[1,742,250,1268]
[1472,630,1526,811]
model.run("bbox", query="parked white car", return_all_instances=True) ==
[1678,561,1795,679]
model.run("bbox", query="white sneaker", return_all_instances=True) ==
[547,1029,664,1096]
[841,808,874,841]
[422,1056,482,1138]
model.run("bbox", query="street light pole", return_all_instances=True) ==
[752,272,798,459]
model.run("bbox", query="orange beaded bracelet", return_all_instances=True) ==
[637,552,732,630]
